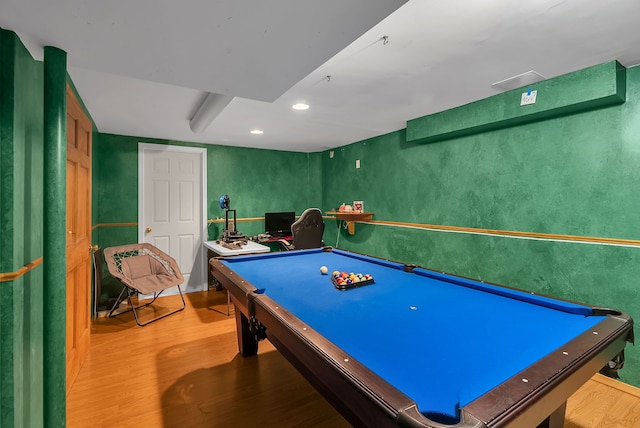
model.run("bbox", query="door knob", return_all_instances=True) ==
[145,227,152,233]
[90,244,99,251]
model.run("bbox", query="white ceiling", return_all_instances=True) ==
[2,0,640,153]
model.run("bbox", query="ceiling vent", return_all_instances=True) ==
[491,70,546,91]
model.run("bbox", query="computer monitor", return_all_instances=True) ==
[264,211,295,237]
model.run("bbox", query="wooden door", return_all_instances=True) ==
[66,86,92,393]
[140,144,207,292]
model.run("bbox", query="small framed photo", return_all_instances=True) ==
[353,201,364,212]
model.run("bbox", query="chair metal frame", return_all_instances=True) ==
[104,243,186,326]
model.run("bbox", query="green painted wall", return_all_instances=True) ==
[0,29,45,428]
[43,46,68,428]
[322,65,640,387]
[92,134,327,299]
[1,29,85,428]
[94,134,321,244]
[407,61,627,144]
[4,24,640,425]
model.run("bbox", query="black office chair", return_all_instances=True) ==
[279,208,325,250]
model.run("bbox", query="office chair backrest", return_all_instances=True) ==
[291,208,325,250]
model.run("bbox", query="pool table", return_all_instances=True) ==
[208,247,633,428]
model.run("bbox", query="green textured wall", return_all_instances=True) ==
[0,29,45,428]
[93,134,327,299]
[94,134,320,243]
[307,152,323,208]
[5,23,640,428]
[407,61,627,144]
[43,45,68,428]
[322,65,640,387]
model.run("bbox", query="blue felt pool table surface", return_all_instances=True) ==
[220,248,606,419]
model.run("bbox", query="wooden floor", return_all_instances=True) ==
[67,291,640,428]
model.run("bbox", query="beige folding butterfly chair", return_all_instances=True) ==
[104,243,186,326]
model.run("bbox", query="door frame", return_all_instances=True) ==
[138,143,208,291]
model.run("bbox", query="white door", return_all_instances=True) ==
[139,143,207,293]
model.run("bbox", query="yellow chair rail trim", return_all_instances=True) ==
[370,220,640,248]
[323,215,640,249]
[0,257,44,282]
[92,222,138,230]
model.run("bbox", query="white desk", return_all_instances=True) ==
[204,240,270,256]
[204,240,270,315]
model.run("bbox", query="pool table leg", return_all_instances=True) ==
[234,309,259,357]
[537,402,566,428]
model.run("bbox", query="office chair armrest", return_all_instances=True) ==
[277,239,294,251]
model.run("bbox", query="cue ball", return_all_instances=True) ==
[320,266,328,274]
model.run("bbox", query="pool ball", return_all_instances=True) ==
[320,266,328,274]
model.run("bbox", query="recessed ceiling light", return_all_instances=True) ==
[292,103,309,110]
[250,129,263,135]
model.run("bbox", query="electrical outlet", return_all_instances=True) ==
[329,151,334,158]
[521,90,537,106]
[356,159,361,169]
